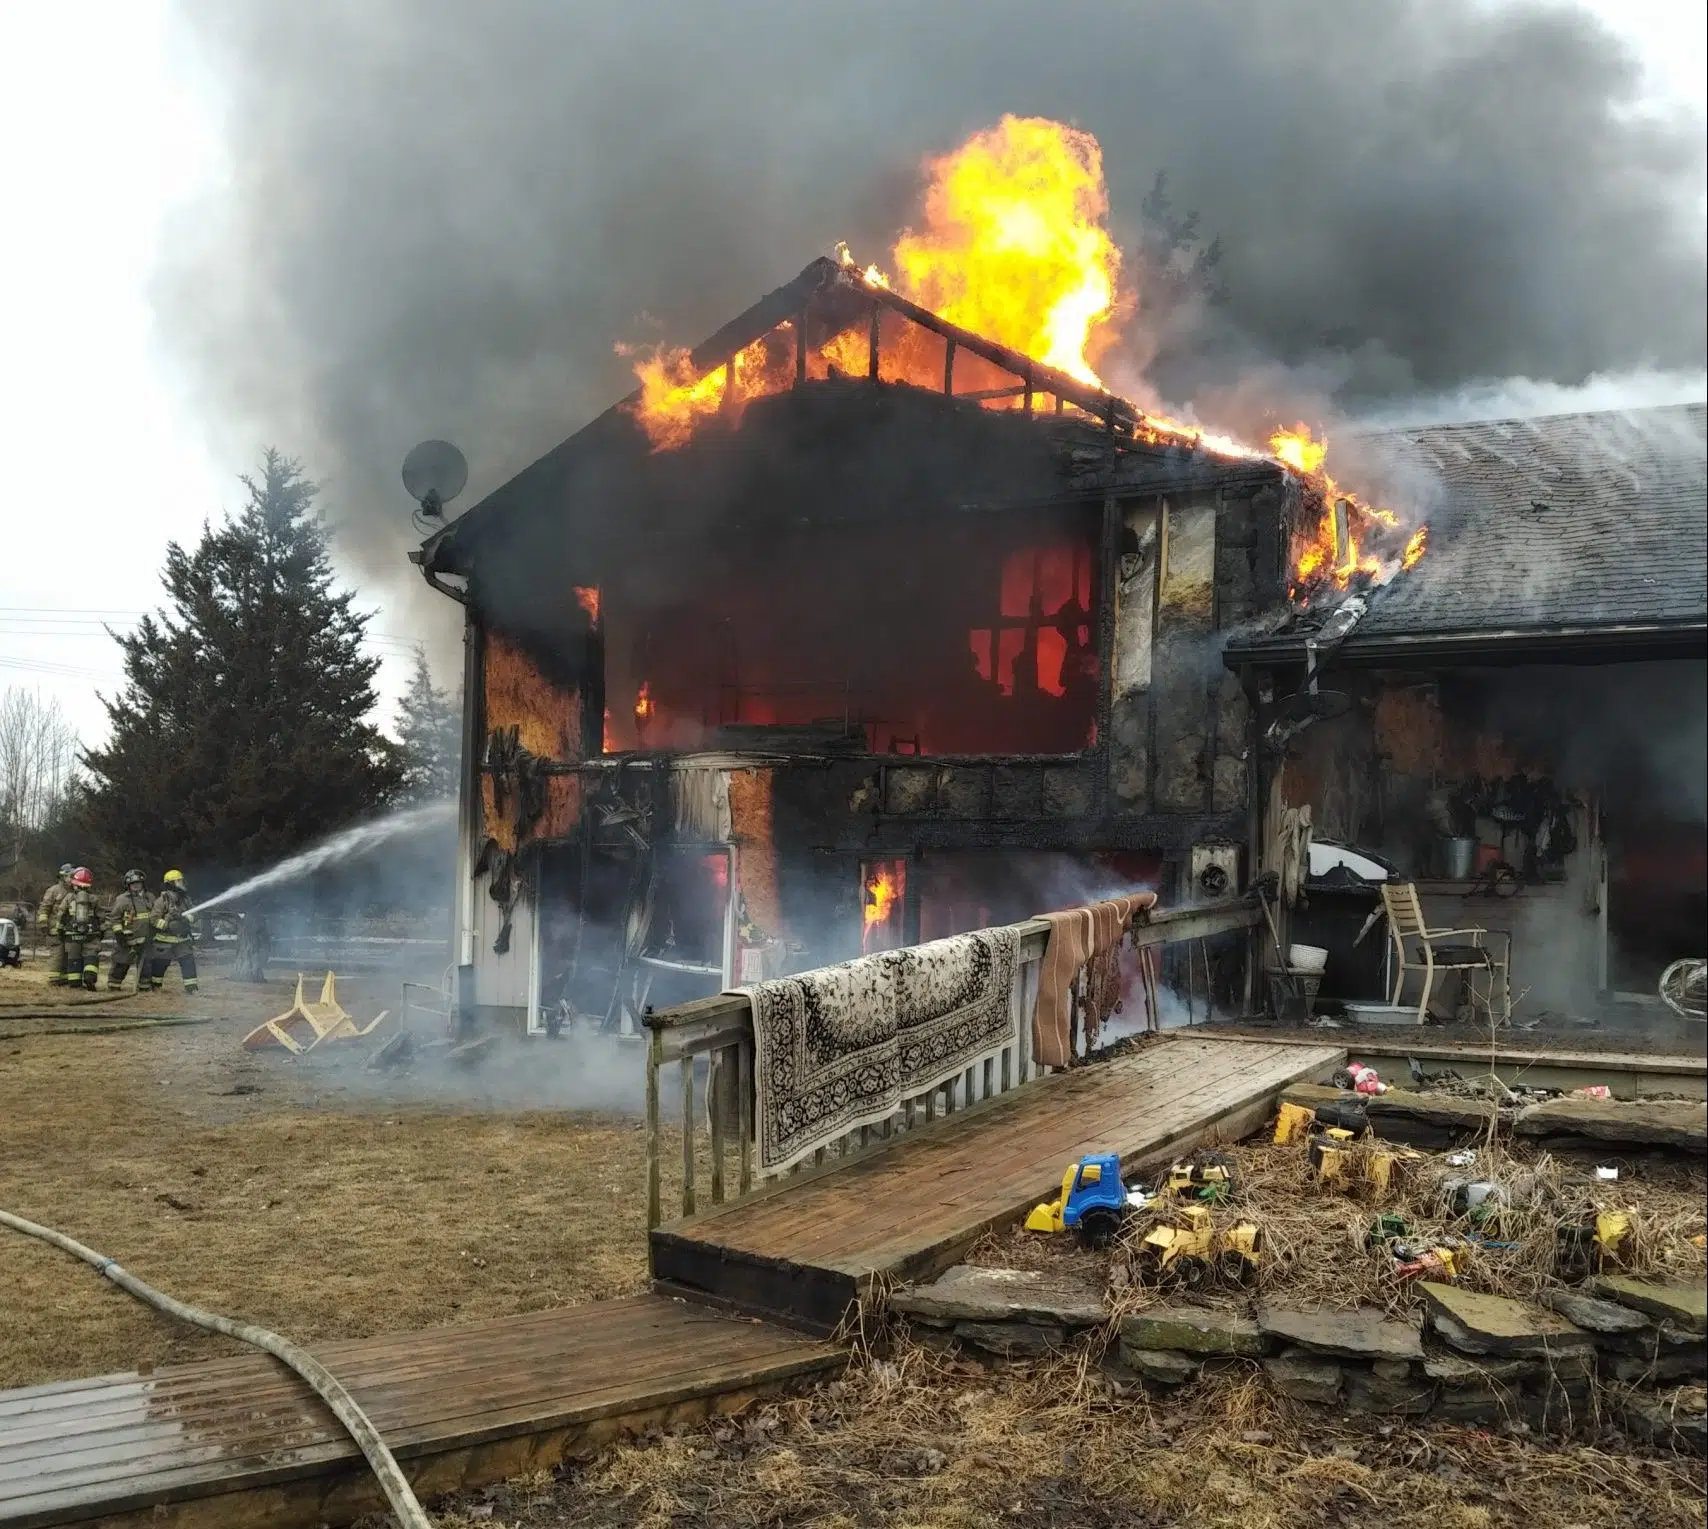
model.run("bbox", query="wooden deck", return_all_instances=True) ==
[652,1033,1345,1330]
[0,1295,843,1529]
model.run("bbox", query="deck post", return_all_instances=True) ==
[1017,961,1035,1084]
[708,1046,727,1206]
[681,1057,696,1218]
[737,1035,754,1197]
[645,1020,662,1230]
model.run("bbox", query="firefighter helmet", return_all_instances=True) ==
[71,867,93,888]
[58,863,75,879]
[124,868,144,886]
[163,869,185,885]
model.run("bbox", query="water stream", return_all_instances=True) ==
[186,800,456,916]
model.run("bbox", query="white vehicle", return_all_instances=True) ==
[0,917,20,968]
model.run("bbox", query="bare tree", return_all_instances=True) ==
[0,687,81,874]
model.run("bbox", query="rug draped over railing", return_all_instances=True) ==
[738,925,1021,1173]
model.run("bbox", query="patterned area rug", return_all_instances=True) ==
[741,925,1021,1173]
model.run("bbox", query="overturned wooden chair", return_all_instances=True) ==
[243,972,388,1054]
[1380,882,1511,1025]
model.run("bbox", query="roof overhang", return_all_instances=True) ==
[1224,619,1708,672]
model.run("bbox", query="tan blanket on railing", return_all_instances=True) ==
[1033,892,1157,1067]
[736,925,1021,1174]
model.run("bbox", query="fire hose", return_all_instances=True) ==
[0,1210,433,1529]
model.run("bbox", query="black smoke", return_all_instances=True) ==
[158,0,1706,647]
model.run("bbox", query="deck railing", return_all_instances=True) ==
[643,898,1260,1229]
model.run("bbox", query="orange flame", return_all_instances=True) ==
[891,115,1119,387]
[628,335,796,451]
[1270,423,1424,596]
[634,681,654,726]
[573,585,601,623]
[862,862,903,951]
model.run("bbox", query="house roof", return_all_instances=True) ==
[1227,401,1707,667]
[1356,401,1706,638]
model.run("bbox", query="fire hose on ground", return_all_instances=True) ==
[0,1209,433,1529]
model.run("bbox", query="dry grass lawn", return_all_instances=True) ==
[431,1346,1708,1529]
[0,960,658,1388]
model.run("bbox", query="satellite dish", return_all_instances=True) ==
[401,440,468,518]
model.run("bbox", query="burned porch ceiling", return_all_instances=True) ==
[1227,401,1708,667]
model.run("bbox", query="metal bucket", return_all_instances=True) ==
[1439,836,1477,880]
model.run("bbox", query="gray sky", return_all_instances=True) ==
[0,0,1702,747]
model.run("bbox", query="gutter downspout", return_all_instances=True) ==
[455,605,485,1029]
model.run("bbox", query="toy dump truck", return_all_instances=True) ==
[1025,1152,1133,1247]
[1137,1203,1263,1289]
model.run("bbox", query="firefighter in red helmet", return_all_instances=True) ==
[53,867,103,992]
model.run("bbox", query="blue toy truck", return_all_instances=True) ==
[1024,1151,1130,1247]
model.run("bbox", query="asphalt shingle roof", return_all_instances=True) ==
[1354,402,1706,637]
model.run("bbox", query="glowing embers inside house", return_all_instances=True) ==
[597,508,1101,757]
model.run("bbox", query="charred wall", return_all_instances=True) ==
[1108,478,1280,819]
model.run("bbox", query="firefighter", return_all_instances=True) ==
[54,867,103,992]
[37,864,75,984]
[148,869,199,993]
[107,869,154,991]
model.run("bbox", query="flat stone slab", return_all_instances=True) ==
[1541,1288,1652,1337]
[1622,1391,1708,1456]
[1513,1096,1707,1152]
[1256,1302,1423,1362]
[1123,1347,1202,1385]
[1607,1346,1708,1384]
[1419,1282,1595,1357]
[1264,1349,1341,1403]
[891,1264,1109,1328]
[1593,1277,1707,1336]
[1424,1351,1540,1387]
[1279,1083,1495,1140]
[954,1320,1064,1359]
[1345,1368,1435,1415]
[1120,1305,1266,1357]
[1368,1088,1499,1135]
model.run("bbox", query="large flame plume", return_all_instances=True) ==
[891,115,1119,387]
[624,116,1426,600]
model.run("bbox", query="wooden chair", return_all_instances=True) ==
[243,971,388,1054]
[1379,883,1511,1025]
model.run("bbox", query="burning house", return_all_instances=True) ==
[409,249,1361,1032]
[407,105,1701,1037]
[1227,402,1707,1017]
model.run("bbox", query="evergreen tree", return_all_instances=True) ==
[82,451,403,874]
[395,647,461,802]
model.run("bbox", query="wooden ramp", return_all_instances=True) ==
[652,1033,1344,1331]
[0,1295,842,1529]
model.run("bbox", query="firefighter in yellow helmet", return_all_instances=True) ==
[53,867,103,991]
[37,863,75,985]
[107,869,154,991]
[148,869,199,994]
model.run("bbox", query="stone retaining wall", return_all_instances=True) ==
[892,1264,1707,1453]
